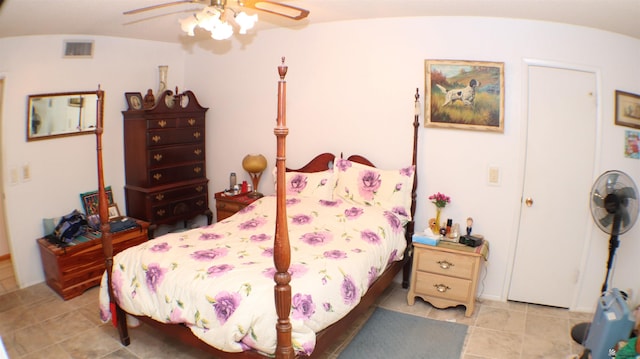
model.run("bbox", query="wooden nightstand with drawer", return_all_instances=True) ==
[407,241,488,317]
[214,191,259,221]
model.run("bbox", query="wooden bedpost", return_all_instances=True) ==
[273,57,293,359]
[96,87,130,344]
[403,88,421,288]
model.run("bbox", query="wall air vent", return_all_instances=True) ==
[63,41,94,58]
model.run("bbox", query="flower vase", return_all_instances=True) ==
[434,208,442,234]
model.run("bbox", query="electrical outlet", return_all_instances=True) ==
[488,166,501,185]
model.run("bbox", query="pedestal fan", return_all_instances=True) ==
[590,170,638,292]
[571,170,639,358]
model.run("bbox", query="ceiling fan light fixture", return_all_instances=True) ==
[178,4,256,40]
[235,11,258,34]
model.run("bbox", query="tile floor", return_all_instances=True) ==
[0,258,592,358]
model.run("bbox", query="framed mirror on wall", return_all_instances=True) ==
[27,91,100,141]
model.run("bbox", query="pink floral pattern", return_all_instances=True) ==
[100,195,407,356]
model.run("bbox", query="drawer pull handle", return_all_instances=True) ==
[437,260,454,269]
[194,149,202,156]
[158,120,167,128]
[153,173,162,181]
[193,131,201,139]
[194,167,202,173]
[219,203,226,208]
[188,118,196,126]
[196,200,204,206]
[154,154,163,162]
[156,209,166,217]
[434,284,450,293]
[195,186,204,192]
[152,135,161,143]
[155,194,164,201]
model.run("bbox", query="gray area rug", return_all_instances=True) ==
[338,307,467,359]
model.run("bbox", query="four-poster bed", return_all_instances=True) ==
[97,59,421,358]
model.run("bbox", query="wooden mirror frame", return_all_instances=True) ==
[27,91,101,141]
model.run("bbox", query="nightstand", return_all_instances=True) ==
[37,219,149,300]
[407,240,488,317]
[214,191,259,221]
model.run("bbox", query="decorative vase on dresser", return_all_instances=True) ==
[122,90,212,237]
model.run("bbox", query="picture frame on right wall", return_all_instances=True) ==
[615,90,640,130]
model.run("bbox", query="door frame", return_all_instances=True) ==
[502,59,603,310]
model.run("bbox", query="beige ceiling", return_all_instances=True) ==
[0,0,639,44]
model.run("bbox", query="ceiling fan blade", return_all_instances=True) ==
[599,213,613,228]
[242,1,310,20]
[124,0,200,15]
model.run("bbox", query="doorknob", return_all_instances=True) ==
[525,197,534,207]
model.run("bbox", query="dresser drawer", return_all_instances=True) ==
[216,200,245,214]
[149,162,205,185]
[148,144,205,169]
[147,117,204,129]
[147,127,204,147]
[151,194,208,222]
[415,248,476,279]
[414,271,472,303]
[150,182,208,204]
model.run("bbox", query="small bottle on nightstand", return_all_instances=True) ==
[230,172,237,189]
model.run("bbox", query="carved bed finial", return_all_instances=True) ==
[278,57,288,79]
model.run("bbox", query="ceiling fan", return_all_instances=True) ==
[124,0,309,20]
[124,0,309,40]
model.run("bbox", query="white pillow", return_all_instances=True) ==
[276,170,337,200]
[333,159,414,220]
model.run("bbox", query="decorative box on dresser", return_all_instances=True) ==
[37,220,149,300]
[407,240,488,317]
[123,90,212,237]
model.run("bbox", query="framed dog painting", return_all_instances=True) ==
[425,60,505,132]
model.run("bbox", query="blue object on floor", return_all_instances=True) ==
[338,307,467,359]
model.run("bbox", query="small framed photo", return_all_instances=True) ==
[615,90,640,130]
[125,92,143,110]
[108,204,121,220]
[425,59,505,132]
[80,186,114,216]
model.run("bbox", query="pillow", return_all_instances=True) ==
[333,159,415,220]
[277,170,336,200]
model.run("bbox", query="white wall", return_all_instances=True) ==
[0,35,186,287]
[1,16,639,312]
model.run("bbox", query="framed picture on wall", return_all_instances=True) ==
[425,59,505,132]
[615,90,640,130]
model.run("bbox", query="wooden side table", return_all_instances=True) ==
[214,191,259,221]
[407,240,488,317]
[37,219,149,300]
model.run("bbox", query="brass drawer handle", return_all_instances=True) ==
[153,173,162,181]
[196,200,204,206]
[193,167,201,173]
[156,209,166,217]
[437,260,454,269]
[434,284,450,293]
[154,154,163,162]
[195,186,204,192]
[193,131,201,139]
[188,118,196,126]
[158,120,167,128]
[194,149,202,156]
[152,135,161,143]
[219,203,226,208]
[155,194,164,201]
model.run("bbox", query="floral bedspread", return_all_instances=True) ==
[99,195,407,356]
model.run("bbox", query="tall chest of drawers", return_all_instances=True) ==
[123,90,212,236]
